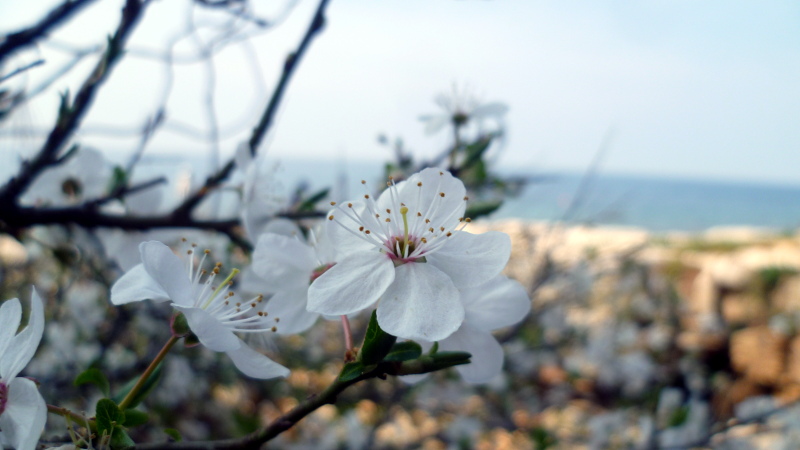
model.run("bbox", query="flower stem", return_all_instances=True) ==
[341,315,353,355]
[118,335,179,410]
[47,404,92,428]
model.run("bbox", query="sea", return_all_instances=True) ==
[7,153,800,233]
[183,157,800,233]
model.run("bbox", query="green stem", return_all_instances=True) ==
[118,335,179,410]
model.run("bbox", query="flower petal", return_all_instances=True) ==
[377,262,463,341]
[419,113,450,135]
[0,298,22,358]
[398,372,430,385]
[400,169,466,228]
[225,340,290,379]
[263,218,302,237]
[462,276,531,331]
[140,241,194,307]
[440,324,504,384]
[0,289,44,381]
[252,233,316,290]
[307,251,395,315]
[0,377,47,450]
[325,202,377,258]
[470,102,508,120]
[174,306,241,352]
[426,231,510,288]
[110,263,170,305]
[267,287,319,335]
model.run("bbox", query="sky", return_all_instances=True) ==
[2,0,800,185]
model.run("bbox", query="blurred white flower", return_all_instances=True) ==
[110,241,289,379]
[21,147,108,206]
[252,220,336,334]
[0,288,47,450]
[404,276,530,384]
[308,168,511,341]
[419,88,508,135]
[235,145,288,240]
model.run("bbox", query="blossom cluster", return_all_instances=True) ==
[1,166,529,448]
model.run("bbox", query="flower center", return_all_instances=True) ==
[183,243,279,334]
[61,177,82,198]
[0,381,7,416]
[327,175,471,264]
[311,263,336,282]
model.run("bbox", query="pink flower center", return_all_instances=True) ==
[311,263,336,282]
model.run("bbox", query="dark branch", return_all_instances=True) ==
[130,357,451,450]
[171,0,331,219]
[0,0,146,209]
[85,177,168,209]
[247,0,329,156]
[0,203,324,251]
[0,0,97,64]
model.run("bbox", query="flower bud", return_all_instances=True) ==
[170,312,191,337]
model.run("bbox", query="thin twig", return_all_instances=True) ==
[0,0,146,208]
[0,0,97,64]
[171,0,331,220]
[0,59,45,83]
[130,356,454,450]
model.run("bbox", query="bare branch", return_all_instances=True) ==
[0,59,45,83]
[171,0,332,219]
[0,0,97,63]
[0,0,147,209]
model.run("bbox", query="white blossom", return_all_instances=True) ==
[21,147,108,206]
[419,88,508,135]
[0,288,47,450]
[252,220,336,334]
[110,241,289,379]
[235,145,288,240]
[308,168,511,341]
[404,276,530,384]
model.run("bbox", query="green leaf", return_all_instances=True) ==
[163,428,183,442]
[58,143,80,164]
[431,351,472,364]
[339,362,367,382]
[112,363,163,408]
[298,188,330,212]
[428,341,439,355]
[122,409,149,427]
[74,368,110,397]
[463,136,492,167]
[107,165,128,195]
[384,341,422,362]
[56,90,71,129]
[359,310,397,365]
[95,398,124,437]
[110,427,135,449]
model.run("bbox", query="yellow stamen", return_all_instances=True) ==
[203,268,240,309]
[400,206,410,253]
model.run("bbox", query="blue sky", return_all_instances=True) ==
[3,0,800,185]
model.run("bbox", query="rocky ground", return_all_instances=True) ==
[461,220,800,449]
[5,221,800,449]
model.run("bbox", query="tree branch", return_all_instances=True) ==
[171,0,331,219]
[130,357,453,450]
[0,0,146,209]
[0,0,97,64]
